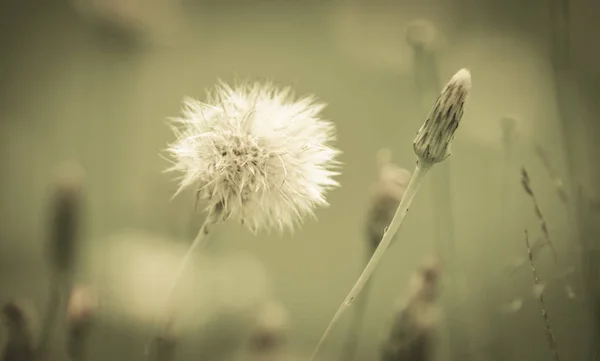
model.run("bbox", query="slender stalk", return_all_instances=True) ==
[338,253,374,361]
[309,160,432,361]
[147,214,215,361]
[524,230,559,361]
[521,167,558,262]
[162,214,214,324]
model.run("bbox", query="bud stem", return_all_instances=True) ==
[308,159,433,361]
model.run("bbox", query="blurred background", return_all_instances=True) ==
[1,0,599,361]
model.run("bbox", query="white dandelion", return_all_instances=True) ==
[152,81,341,349]
[166,80,341,233]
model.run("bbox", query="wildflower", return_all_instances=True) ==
[166,81,340,233]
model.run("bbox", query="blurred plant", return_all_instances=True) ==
[339,149,411,361]
[147,318,177,361]
[245,300,289,361]
[499,116,520,222]
[66,285,97,361]
[533,123,600,360]
[406,20,442,113]
[505,168,575,289]
[47,164,85,274]
[71,0,185,49]
[543,0,599,355]
[503,167,576,315]
[155,80,341,357]
[524,230,559,361]
[365,149,412,253]
[497,167,583,361]
[521,168,558,262]
[309,68,471,361]
[533,144,568,206]
[380,257,441,361]
[1,301,34,361]
[576,186,600,361]
[499,116,519,150]
[37,163,85,358]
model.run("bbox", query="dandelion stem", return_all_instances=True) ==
[163,214,214,323]
[309,159,432,361]
[147,214,215,361]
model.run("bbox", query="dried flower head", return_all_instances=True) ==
[250,300,289,353]
[67,285,97,325]
[66,286,97,361]
[405,20,438,51]
[380,258,441,361]
[407,256,441,305]
[1,301,34,361]
[2,301,30,333]
[365,149,411,251]
[166,81,341,233]
[413,68,471,164]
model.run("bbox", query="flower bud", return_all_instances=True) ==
[413,69,471,164]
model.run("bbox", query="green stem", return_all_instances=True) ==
[162,214,214,330]
[147,215,215,361]
[309,160,433,361]
[338,253,375,361]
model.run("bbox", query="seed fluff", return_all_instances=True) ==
[165,80,341,233]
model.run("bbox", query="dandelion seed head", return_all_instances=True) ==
[165,81,341,233]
